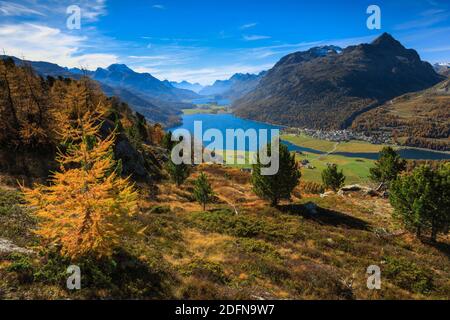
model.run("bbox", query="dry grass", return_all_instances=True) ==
[1,165,449,300]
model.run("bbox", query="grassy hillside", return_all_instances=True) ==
[1,165,449,299]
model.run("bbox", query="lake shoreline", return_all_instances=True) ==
[169,112,450,160]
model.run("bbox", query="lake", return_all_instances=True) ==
[168,114,450,160]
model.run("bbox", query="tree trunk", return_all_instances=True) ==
[270,198,278,207]
[416,226,422,238]
[2,70,20,130]
[431,219,437,243]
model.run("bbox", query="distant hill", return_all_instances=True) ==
[353,79,450,151]
[199,72,266,101]
[233,34,444,129]
[170,80,204,93]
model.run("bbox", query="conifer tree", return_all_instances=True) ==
[390,164,450,242]
[370,147,406,186]
[252,143,300,206]
[166,157,190,186]
[322,164,346,191]
[23,109,138,260]
[193,172,214,211]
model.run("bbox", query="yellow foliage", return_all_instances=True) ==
[23,109,138,260]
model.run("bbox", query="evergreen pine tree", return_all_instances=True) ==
[193,172,214,211]
[370,147,406,186]
[166,157,190,186]
[322,163,346,191]
[252,143,301,206]
[390,164,450,242]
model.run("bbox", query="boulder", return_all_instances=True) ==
[0,238,33,255]
[320,191,335,198]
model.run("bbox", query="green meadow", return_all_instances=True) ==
[282,134,383,185]
[218,134,382,185]
[182,104,228,115]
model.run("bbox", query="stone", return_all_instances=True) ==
[0,238,33,255]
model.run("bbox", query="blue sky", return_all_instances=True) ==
[0,0,449,84]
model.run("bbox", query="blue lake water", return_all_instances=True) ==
[168,114,450,160]
[167,114,281,152]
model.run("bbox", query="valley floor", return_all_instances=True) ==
[1,165,449,300]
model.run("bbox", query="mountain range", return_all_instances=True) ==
[0,56,197,126]
[233,33,444,130]
[92,64,199,102]
[199,72,266,101]
[2,33,447,139]
[170,80,204,93]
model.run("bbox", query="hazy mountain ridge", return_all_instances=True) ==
[92,64,200,102]
[170,80,204,93]
[199,71,266,101]
[233,33,444,130]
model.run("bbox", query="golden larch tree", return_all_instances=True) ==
[23,107,138,260]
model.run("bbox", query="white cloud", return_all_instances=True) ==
[240,22,257,30]
[243,35,271,41]
[0,1,45,16]
[82,0,108,21]
[0,23,117,68]
[3,0,109,22]
[152,4,165,10]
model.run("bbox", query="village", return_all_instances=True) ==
[282,128,392,145]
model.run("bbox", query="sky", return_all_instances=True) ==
[0,0,449,85]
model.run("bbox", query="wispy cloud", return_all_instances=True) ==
[421,45,450,53]
[82,0,108,21]
[6,0,109,22]
[0,23,117,68]
[394,8,449,30]
[240,22,257,30]
[243,34,271,41]
[152,4,165,10]
[0,1,45,16]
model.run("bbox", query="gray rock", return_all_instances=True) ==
[0,238,33,255]
[320,191,335,198]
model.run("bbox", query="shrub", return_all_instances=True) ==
[300,181,325,194]
[180,259,229,284]
[189,209,301,242]
[384,256,434,294]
